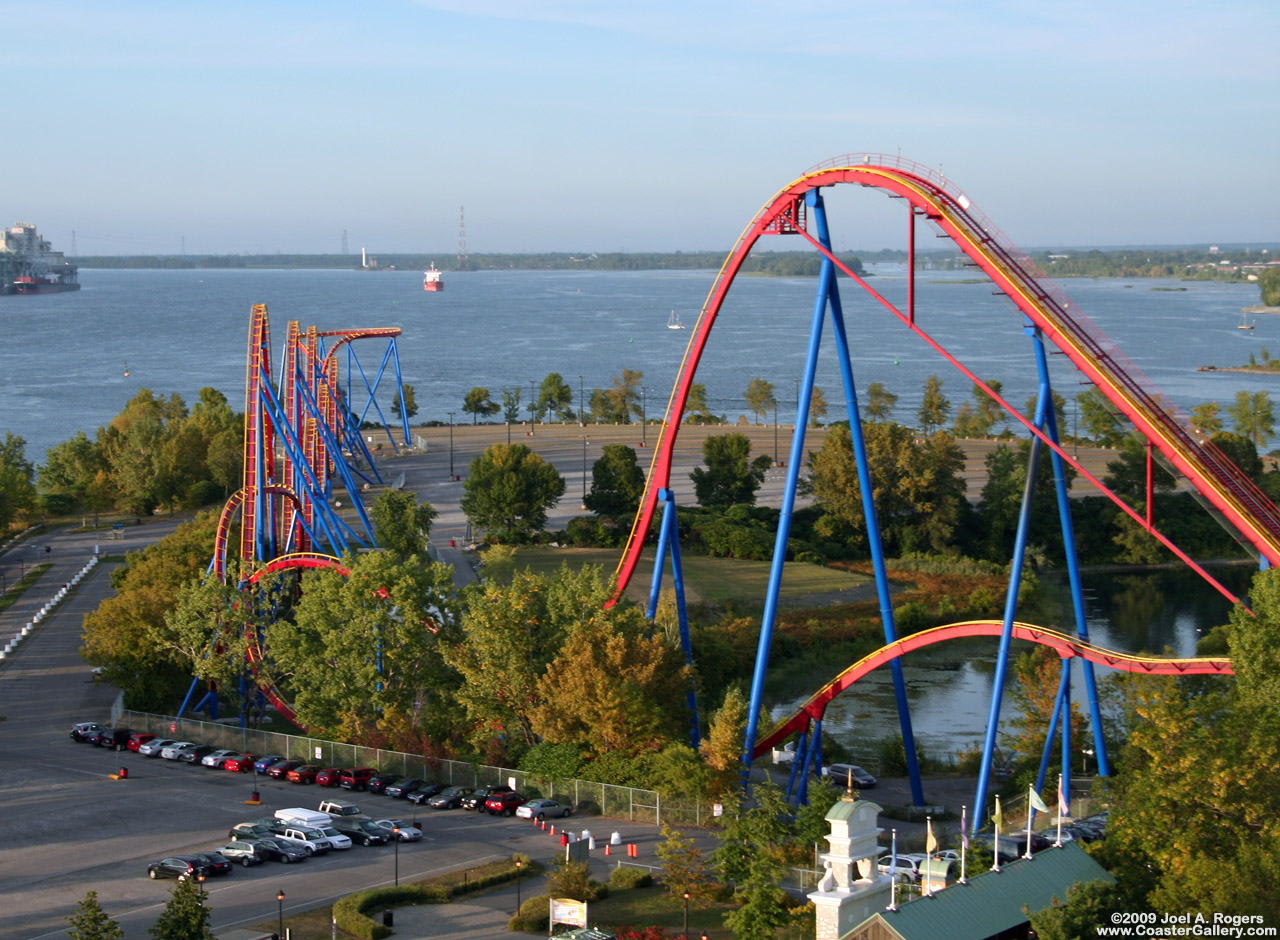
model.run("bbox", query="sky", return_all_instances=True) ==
[5,1,1277,256]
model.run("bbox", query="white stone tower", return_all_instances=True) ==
[808,795,892,940]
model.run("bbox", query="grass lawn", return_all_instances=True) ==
[499,546,870,607]
[589,884,736,937]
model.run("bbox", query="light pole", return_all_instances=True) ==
[581,436,589,508]
[529,379,536,433]
[641,386,647,446]
[393,826,400,885]
[277,889,285,939]
[683,890,690,939]
[446,412,455,479]
[515,857,523,912]
[579,374,584,425]
[773,401,779,463]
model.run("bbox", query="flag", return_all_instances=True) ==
[992,795,1003,831]
[1029,786,1050,814]
[960,806,969,850]
[926,818,937,855]
[1058,774,1069,816]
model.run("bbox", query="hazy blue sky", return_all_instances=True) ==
[7,1,1276,255]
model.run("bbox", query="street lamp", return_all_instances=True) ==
[393,826,400,885]
[581,436,590,508]
[515,857,523,912]
[446,412,455,479]
[641,386,647,446]
[579,374,584,425]
[773,400,779,463]
[277,889,285,938]
[683,890,691,939]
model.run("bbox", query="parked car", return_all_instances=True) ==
[318,799,363,817]
[877,857,919,883]
[329,818,390,846]
[160,741,196,760]
[516,798,572,820]
[403,782,448,804]
[366,772,402,794]
[338,767,376,791]
[147,856,211,881]
[287,764,321,784]
[246,838,308,863]
[218,840,266,867]
[426,786,473,809]
[92,727,133,748]
[138,738,177,757]
[383,777,427,799]
[223,753,259,773]
[70,722,105,742]
[461,785,512,811]
[266,759,303,779]
[253,755,286,774]
[201,749,244,768]
[191,852,233,876]
[179,744,216,764]
[228,822,278,841]
[127,733,157,752]
[484,791,527,817]
[822,763,877,789]
[314,767,342,787]
[373,819,422,841]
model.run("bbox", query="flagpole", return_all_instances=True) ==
[888,827,898,911]
[992,796,1001,872]
[960,805,968,884]
[924,816,934,896]
[1025,783,1035,859]
[1055,773,1065,847]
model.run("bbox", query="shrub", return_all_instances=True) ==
[509,893,551,932]
[608,865,653,889]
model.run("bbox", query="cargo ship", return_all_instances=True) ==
[423,264,443,292]
[1,222,80,294]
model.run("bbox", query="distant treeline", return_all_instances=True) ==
[75,250,876,276]
[929,247,1278,280]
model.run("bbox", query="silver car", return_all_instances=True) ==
[373,819,422,842]
[160,741,195,760]
[138,738,176,756]
[201,749,243,768]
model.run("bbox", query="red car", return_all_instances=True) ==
[224,754,259,773]
[127,733,156,752]
[267,760,303,779]
[287,764,320,784]
[484,791,527,817]
[314,768,342,787]
[338,767,377,791]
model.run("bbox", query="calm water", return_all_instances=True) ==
[3,266,1267,750]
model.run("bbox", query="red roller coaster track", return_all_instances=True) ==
[750,619,1234,760]
[609,155,1280,608]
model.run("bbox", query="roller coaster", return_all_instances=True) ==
[612,154,1267,830]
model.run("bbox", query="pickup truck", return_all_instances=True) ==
[268,825,334,855]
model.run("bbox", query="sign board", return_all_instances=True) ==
[713,803,724,817]
[169,722,177,734]
[314,746,323,761]
[550,898,588,929]
[565,837,590,863]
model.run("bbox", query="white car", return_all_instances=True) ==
[373,819,422,842]
[201,749,243,768]
[315,826,353,850]
[160,741,195,760]
[515,798,572,820]
[139,738,177,757]
[877,858,919,883]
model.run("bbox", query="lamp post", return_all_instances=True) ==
[529,379,536,433]
[773,400,779,463]
[579,374,584,425]
[641,386,647,446]
[446,412,455,479]
[683,891,691,939]
[393,826,400,885]
[277,889,285,939]
[515,857,523,912]
[581,436,589,508]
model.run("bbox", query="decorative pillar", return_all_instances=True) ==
[809,796,891,940]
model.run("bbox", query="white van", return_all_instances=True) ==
[274,807,333,829]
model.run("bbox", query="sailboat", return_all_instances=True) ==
[1239,311,1256,330]
[667,309,685,330]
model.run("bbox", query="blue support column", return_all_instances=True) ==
[644,489,700,749]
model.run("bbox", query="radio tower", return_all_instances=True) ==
[457,206,468,270]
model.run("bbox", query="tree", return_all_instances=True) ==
[1023,390,1069,436]
[1190,400,1224,436]
[699,686,748,800]
[975,439,1077,564]
[1077,388,1126,446]
[501,387,522,423]
[147,877,215,940]
[1103,435,1177,502]
[537,372,575,423]
[917,374,950,432]
[1006,645,1085,774]
[657,823,716,902]
[584,444,645,518]
[96,388,185,515]
[460,443,566,542]
[589,369,644,423]
[267,550,460,742]
[808,386,828,426]
[809,422,968,557]
[162,577,257,719]
[952,379,1004,439]
[1260,266,1280,306]
[717,782,792,940]
[690,433,771,508]
[743,378,776,424]
[684,381,721,424]
[1227,389,1274,448]
[0,433,37,529]
[39,430,107,508]
[392,383,419,420]
[461,386,499,424]
[865,381,897,422]
[67,890,123,940]
[370,489,438,557]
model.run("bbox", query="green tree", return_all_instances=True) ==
[1190,400,1224,436]
[917,374,950,432]
[684,381,721,424]
[461,386,499,423]
[39,431,107,508]
[67,890,123,940]
[267,550,460,742]
[808,386,828,426]
[460,443,566,542]
[370,489,438,557]
[690,433,771,508]
[865,381,897,422]
[699,686,749,800]
[657,823,716,902]
[501,387,522,424]
[162,577,257,719]
[0,433,37,529]
[717,783,792,940]
[1260,266,1280,306]
[537,372,575,422]
[1077,388,1126,446]
[975,439,1077,564]
[809,423,967,557]
[584,444,645,518]
[147,876,215,940]
[96,388,186,515]
[1024,390,1069,436]
[392,383,419,420]
[744,377,777,424]
[589,369,643,424]
[1102,435,1177,502]
[1226,389,1274,448]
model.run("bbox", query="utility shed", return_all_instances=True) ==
[844,843,1113,940]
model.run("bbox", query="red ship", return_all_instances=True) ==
[423,264,443,292]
